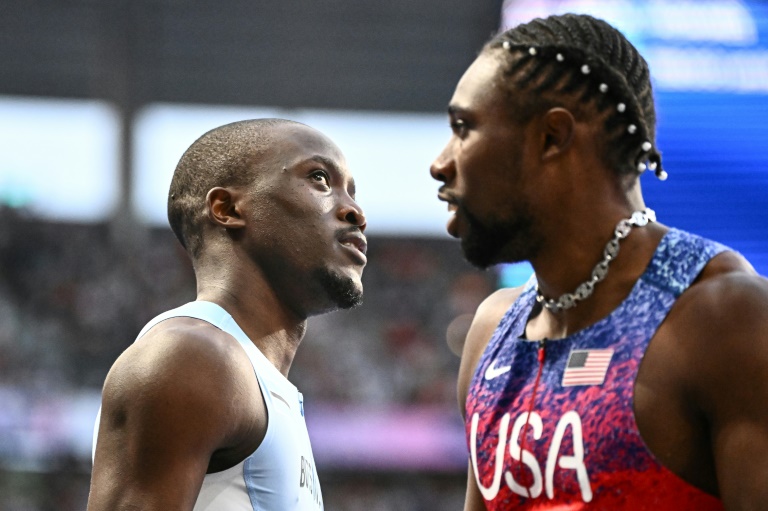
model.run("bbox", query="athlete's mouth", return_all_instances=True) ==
[338,231,367,255]
[438,191,459,209]
[338,230,368,265]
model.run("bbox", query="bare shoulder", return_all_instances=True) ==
[664,250,768,414]
[666,253,768,506]
[464,286,523,357]
[457,286,525,418]
[670,250,766,344]
[103,317,257,419]
[90,316,265,509]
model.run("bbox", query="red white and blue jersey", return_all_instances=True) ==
[466,229,728,510]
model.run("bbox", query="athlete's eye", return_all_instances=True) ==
[451,118,469,137]
[310,170,330,188]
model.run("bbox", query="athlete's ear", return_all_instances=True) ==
[540,107,575,161]
[206,187,246,230]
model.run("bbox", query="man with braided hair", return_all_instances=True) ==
[431,13,768,510]
[88,119,367,510]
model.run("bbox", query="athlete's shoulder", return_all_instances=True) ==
[678,247,761,317]
[678,262,767,335]
[457,285,525,417]
[474,286,524,325]
[667,250,768,384]
[91,314,267,509]
[113,315,249,387]
[467,286,525,346]
[664,255,768,508]
[101,314,260,441]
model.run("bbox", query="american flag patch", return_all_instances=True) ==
[562,349,614,387]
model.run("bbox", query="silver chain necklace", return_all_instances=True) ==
[535,208,656,313]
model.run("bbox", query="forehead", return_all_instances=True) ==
[269,124,349,172]
[450,51,507,114]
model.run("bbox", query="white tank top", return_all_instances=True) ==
[93,301,324,510]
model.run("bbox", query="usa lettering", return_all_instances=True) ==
[470,410,593,503]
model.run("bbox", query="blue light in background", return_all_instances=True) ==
[646,91,768,275]
[498,261,535,288]
[496,0,768,284]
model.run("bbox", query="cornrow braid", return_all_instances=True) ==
[485,13,666,181]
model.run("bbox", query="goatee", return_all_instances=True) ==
[313,268,363,310]
[460,205,539,269]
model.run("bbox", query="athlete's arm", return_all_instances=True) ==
[458,287,522,511]
[682,271,768,510]
[464,461,487,511]
[661,250,768,510]
[87,319,266,511]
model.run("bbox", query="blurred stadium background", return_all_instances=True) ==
[0,0,766,509]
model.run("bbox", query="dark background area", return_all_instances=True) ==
[0,0,500,109]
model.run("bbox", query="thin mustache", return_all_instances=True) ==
[438,186,459,204]
[336,226,364,237]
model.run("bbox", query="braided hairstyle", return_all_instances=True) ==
[485,13,664,180]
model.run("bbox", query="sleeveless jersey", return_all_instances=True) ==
[466,228,727,510]
[93,301,324,510]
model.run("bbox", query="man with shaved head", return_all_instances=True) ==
[88,119,367,510]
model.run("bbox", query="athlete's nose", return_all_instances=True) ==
[338,197,366,233]
[430,143,456,184]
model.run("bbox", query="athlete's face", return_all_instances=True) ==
[244,124,367,315]
[430,51,544,269]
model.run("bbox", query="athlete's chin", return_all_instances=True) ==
[333,276,364,310]
[335,265,365,294]
[311,267,364,314]
[461,236,506,269]
[460,219,538,269]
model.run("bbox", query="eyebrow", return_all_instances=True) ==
[306,155,356,196]
[447,105,468,116]
[307,154,338,171]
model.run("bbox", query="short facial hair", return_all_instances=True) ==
[460,204,540,269]
[313,267,363,310]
